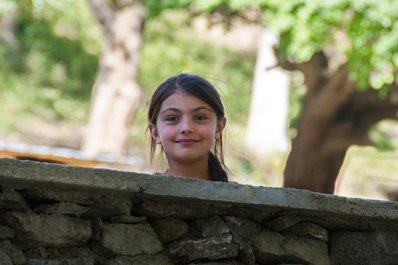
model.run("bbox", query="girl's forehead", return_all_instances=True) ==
[160,90,211,110]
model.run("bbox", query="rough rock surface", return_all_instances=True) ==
[0,158,398,265]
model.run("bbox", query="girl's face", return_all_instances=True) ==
[150,90,226,167]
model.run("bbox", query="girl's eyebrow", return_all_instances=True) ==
[193,106,214,112]
[160,108,181,114]
[160,106,213,115]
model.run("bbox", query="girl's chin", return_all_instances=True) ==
[169,155,208,164]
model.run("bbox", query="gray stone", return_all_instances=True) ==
[0,185,14,193]
[0,225,14,239]
[223,217,258,265]
[226,206,276,223]
[223,216,260,242]
[100,223,163,256]
[26,256,94,265]
[25,246,92,260]
[189,261,244,265]
[25,247,50,259]
[252,229,330,265]
[0,239,26,265]
[152,218,189,243]
[82,198,132,219]
[237,242,255,265]
[90,242,112,263]
[0,249,12,265]
[5,157,398,265]
[23,189,132,218]
[0,191,28,212]
[166,234,239,262]
[0,158,147,195]
[194,215,230,238]
[135,199,227,219]
[3,158,398,231]
[330,230,398,265]
[0,211,91,249]
[90,218,102,241]
[286,222,329,242]
[58,246,92,258]
[34,202,89,217]
[267,216,303,232]
[109,215,147,224]
[104,255,173,265]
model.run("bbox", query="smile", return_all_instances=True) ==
[176,139,199,145]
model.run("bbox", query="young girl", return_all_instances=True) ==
[147,73,229,182]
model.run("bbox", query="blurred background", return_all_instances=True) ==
[1,0,398,200]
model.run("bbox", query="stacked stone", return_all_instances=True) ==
[0,184,328,265]
[1,158,398,265]
[136,199,331,265]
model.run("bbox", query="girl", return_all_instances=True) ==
[147,73,229,182]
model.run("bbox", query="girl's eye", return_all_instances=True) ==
[195,115,208,121]
[165,116,179,122]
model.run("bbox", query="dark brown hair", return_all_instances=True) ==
[147,73,228,182]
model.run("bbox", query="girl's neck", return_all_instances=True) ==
[165,160,210,181]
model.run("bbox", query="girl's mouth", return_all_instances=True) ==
[176,139,199,145]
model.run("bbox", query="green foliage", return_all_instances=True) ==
[261,0,398,90]
[144,0,256,16]
[0,0,17,11]
[30,0,103,55]
[369,121,398,151]
[0,0,99,129]
[0,3,255,139]
[144,0,190,17]
[340,146,398,199]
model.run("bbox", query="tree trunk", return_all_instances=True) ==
[281,52,398,194]
[0,8,19,49]
[245,29,290,158]
[82,0,146,156]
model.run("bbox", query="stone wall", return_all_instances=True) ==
[1,158,398,265]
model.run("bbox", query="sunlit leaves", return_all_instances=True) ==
[30,0,102,55]
[0,0,17,13]
[144,0,190,17]
[142,0,398,92]
[262,0,398,90]
[0,0,99,123]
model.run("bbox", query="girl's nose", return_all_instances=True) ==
[180,118,194,134]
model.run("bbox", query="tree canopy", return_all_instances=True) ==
[264,0,398,91]
[151,0,398,91]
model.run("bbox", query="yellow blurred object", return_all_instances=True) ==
[0,142,143,170]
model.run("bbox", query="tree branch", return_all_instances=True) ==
[349,85,398,127]
[276,51,329,97]
[87,0,114,35]
[322,126,372,154]
[308,65,356,123]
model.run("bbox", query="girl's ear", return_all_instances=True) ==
[215,117,226,139]
[149,123,161,144]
